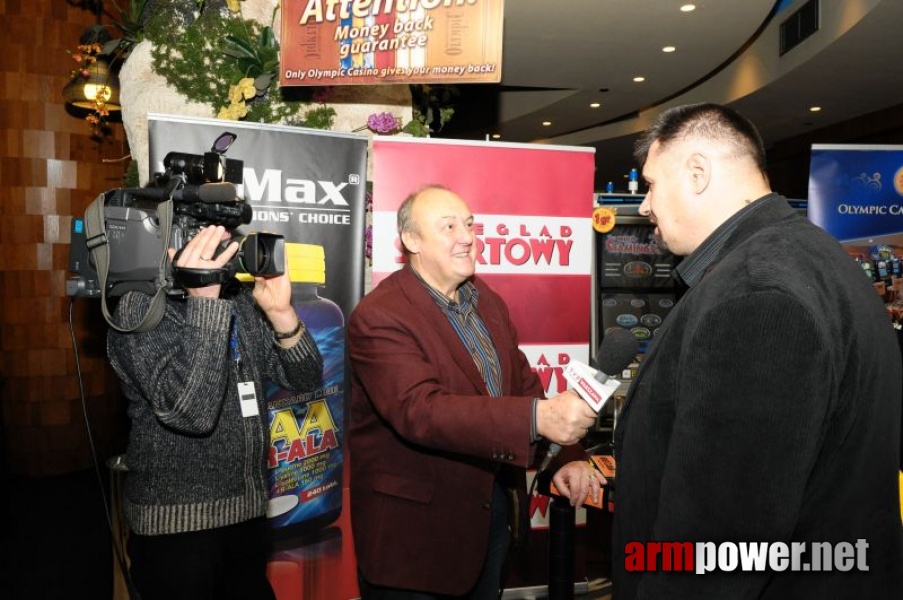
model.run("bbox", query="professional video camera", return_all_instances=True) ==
[67,132,285,331]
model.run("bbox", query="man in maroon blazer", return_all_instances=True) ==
[348,185,595,599]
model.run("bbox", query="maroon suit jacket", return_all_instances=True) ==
[348,266,545,595]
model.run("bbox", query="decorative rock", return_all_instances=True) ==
[119,40,216,185]
[119,0,413,185]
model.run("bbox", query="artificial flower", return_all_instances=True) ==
[218,100,249,120]
[228,77,257,104]
[366,112,401,134]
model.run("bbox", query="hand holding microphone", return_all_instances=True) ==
[536,328,639,472]
[536,389,597,446]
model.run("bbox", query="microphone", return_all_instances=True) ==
[127,182,239,204]
[179,182,238,203]
[537,328,639,473]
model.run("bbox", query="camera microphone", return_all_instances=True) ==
[126,182,237,204]
[130,183,237,204]
[180,182,238,204]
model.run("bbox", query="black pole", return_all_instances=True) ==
[548,495,576,600]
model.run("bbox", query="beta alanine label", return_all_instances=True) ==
[267,386,344,527]
[280,0,504,86]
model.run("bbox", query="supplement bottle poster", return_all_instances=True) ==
[149,114,366,600]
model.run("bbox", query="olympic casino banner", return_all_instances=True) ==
[809,145,903,515]
[808,144,903,303]
[280,0,504,86]
[371,136,595,588]
[148,114,367,600]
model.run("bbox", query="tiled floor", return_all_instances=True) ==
[1,468,114,599]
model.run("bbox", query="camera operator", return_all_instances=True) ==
[107,224,323,600]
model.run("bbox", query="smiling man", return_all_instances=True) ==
[348,184,596,599]
[606,103,903,598]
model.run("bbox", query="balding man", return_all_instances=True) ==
[349,184,595,599]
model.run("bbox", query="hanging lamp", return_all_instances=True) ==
[62,56,121,111]
[62,2,121,112]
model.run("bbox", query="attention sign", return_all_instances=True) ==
[280,0,504,86]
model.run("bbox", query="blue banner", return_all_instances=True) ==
[808,144,903,242]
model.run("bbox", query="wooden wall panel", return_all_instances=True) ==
[1,0,130,476]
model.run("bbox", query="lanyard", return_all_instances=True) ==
[231,311,259,418]
[229,312,241,368]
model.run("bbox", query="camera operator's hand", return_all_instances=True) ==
[168,225,238,299]
[252,255,300,347]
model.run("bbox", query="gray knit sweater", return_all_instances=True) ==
[107,287,323,536]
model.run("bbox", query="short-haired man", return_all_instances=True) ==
[554,103,903,598]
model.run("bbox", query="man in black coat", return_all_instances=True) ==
[554,103,903,598]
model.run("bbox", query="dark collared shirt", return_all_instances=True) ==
[412,269,503,397]
[674,192,778,287]
[410,266,540,442]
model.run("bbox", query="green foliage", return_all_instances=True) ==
[105,0,150,59]
[401,117,430,137]
[299,105,338,130]
[144,3,301,123]
[148,12,235,104]
[223,25,278,84]
[94,2,458,134]
[405,84,458,136]
[125,159,140,187]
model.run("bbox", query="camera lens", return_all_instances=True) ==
[241,236,270,273]
[229,232,284,277]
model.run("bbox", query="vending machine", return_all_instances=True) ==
[591,195,807,356]
[591,193,683,358]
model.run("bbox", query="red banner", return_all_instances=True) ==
[371,137,595,590]
[371,138,596,550]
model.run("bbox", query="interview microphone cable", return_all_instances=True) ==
[528,329,638,495]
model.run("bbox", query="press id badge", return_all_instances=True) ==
[237,381,259,417]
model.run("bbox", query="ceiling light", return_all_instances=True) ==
[633,76,645,83]
[590,102,601,108]
[542,121,552,126]
[809,106,822,112]
[680,4,696,12]
[662,46,676,53]
[491,133,501,139]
